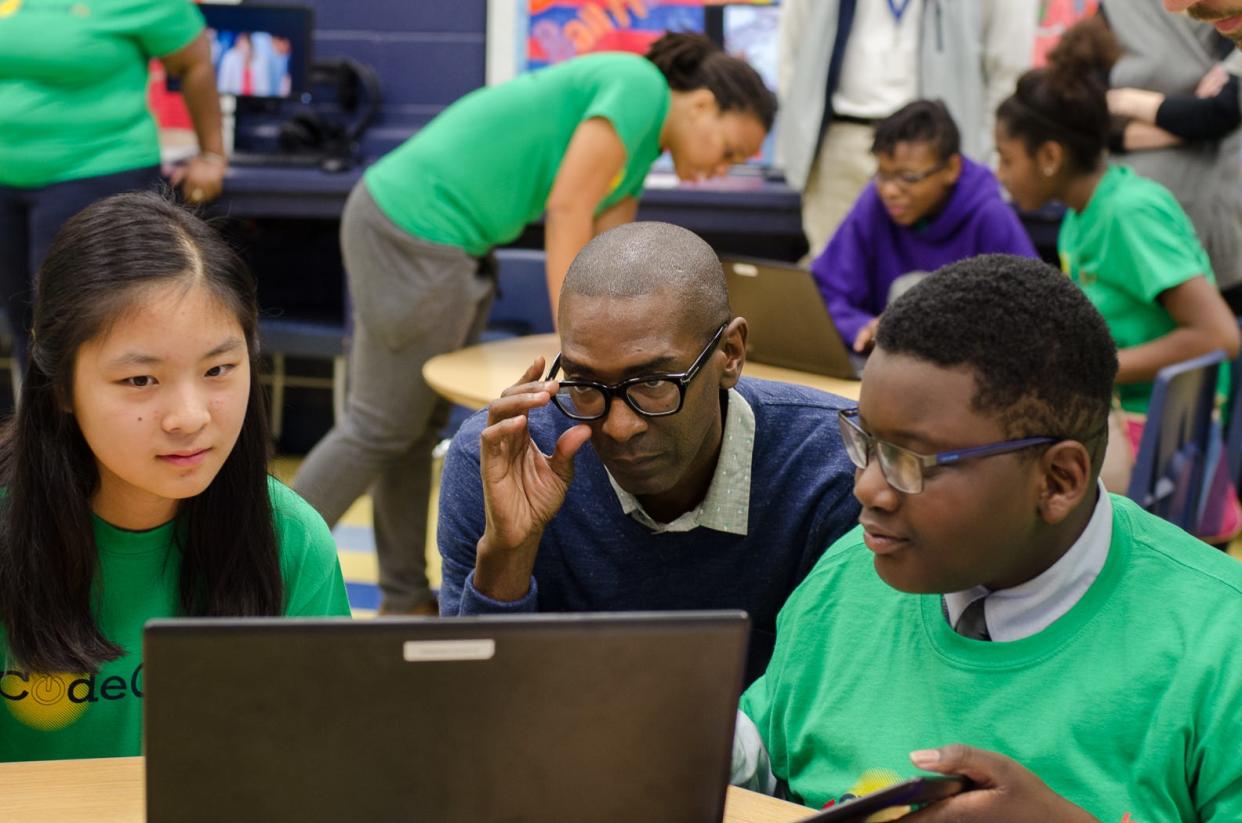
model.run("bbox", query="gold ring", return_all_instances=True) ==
[190,187,204,202]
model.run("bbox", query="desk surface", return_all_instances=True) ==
[423,334,861,412]
[0,757,812,823]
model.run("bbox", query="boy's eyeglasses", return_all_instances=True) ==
[874,161,948,190]
[546,323,727,421]
[837,409,1057,494]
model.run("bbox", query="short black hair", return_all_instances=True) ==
[871,100,961,162]
[875,254,1117,449]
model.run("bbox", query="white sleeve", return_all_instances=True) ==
[1223,51,1242,76]
[777,0,812,104]
[981,0,1040,126]
[730,710,779,795]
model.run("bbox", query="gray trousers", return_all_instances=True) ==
[293,181,493,611]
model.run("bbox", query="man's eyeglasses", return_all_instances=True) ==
[837,409,1057,494]
[546,323,727,421]
[874,161,948,191]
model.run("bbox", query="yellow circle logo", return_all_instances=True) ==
[0,0,22,19]
[847,769,908,822]
[3,672,90,731]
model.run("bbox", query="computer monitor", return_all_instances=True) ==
[196,3,313,100]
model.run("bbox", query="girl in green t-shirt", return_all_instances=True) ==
[0,192,349,762]
[292,34,776,616]
[993,50,1239,412]
[991,41,1242,537]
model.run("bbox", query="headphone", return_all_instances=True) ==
[278,57,382,171]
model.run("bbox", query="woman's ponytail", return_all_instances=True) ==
[645,32,777,130]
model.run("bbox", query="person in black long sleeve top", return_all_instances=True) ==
[1064,6,1242,310]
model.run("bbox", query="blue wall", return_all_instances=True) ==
[236,0,488,154]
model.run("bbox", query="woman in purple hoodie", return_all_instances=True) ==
[813,100,1037,352]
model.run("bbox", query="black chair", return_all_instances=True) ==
[481,248,554,341]
[1222,319,1242,493]
[260,277,352,442]
[1126,350,1226,532]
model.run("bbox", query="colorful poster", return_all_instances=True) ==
[528,0,706,70]
[1033,0,1099,67]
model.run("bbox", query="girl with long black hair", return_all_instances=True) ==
[0,191,350,762]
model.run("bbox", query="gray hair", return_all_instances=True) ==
[559,222,731,335]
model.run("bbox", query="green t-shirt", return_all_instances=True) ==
[741,495,1242,822]
[364,52,670,256]
[1059,165,1225,414]
[0,0,204,188]
[0,478,351,762]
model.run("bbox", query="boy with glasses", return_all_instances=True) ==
[733,254,1242,821]
[813,101,1037,354]
[437,222,860,683]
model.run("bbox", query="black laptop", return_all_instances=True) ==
[144,612,750,822]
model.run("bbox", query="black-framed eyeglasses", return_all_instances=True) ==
[874,161,948,190]
[546,323,727,421]
[837,409,1057,494]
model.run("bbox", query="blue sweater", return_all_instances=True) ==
[438,378,861,685]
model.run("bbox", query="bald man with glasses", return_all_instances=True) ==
[436,222,860,684]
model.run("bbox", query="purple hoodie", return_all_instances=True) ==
[812,156,1037,346]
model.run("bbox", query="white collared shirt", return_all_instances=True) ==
[606,388,755,536]
[943,483,1113,642]
[832,0,923,119]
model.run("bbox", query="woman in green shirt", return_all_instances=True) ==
[0,0,227,366]
[0,192,351,762]
[292,33,776,615]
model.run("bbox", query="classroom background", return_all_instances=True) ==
[13,0,1242,617]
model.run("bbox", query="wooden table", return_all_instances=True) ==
[0,757,813,822]
[423,333,861,411]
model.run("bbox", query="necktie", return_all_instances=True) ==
[955,596,991,641]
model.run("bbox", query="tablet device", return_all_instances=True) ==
[801,775,973,822]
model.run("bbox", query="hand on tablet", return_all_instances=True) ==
[474,358,591,601]
[900,745,1100,823]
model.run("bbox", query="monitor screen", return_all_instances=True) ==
[196,4,313,99]
[722,4,779,93]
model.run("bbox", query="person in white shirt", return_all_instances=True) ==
[777,0,1039,258]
